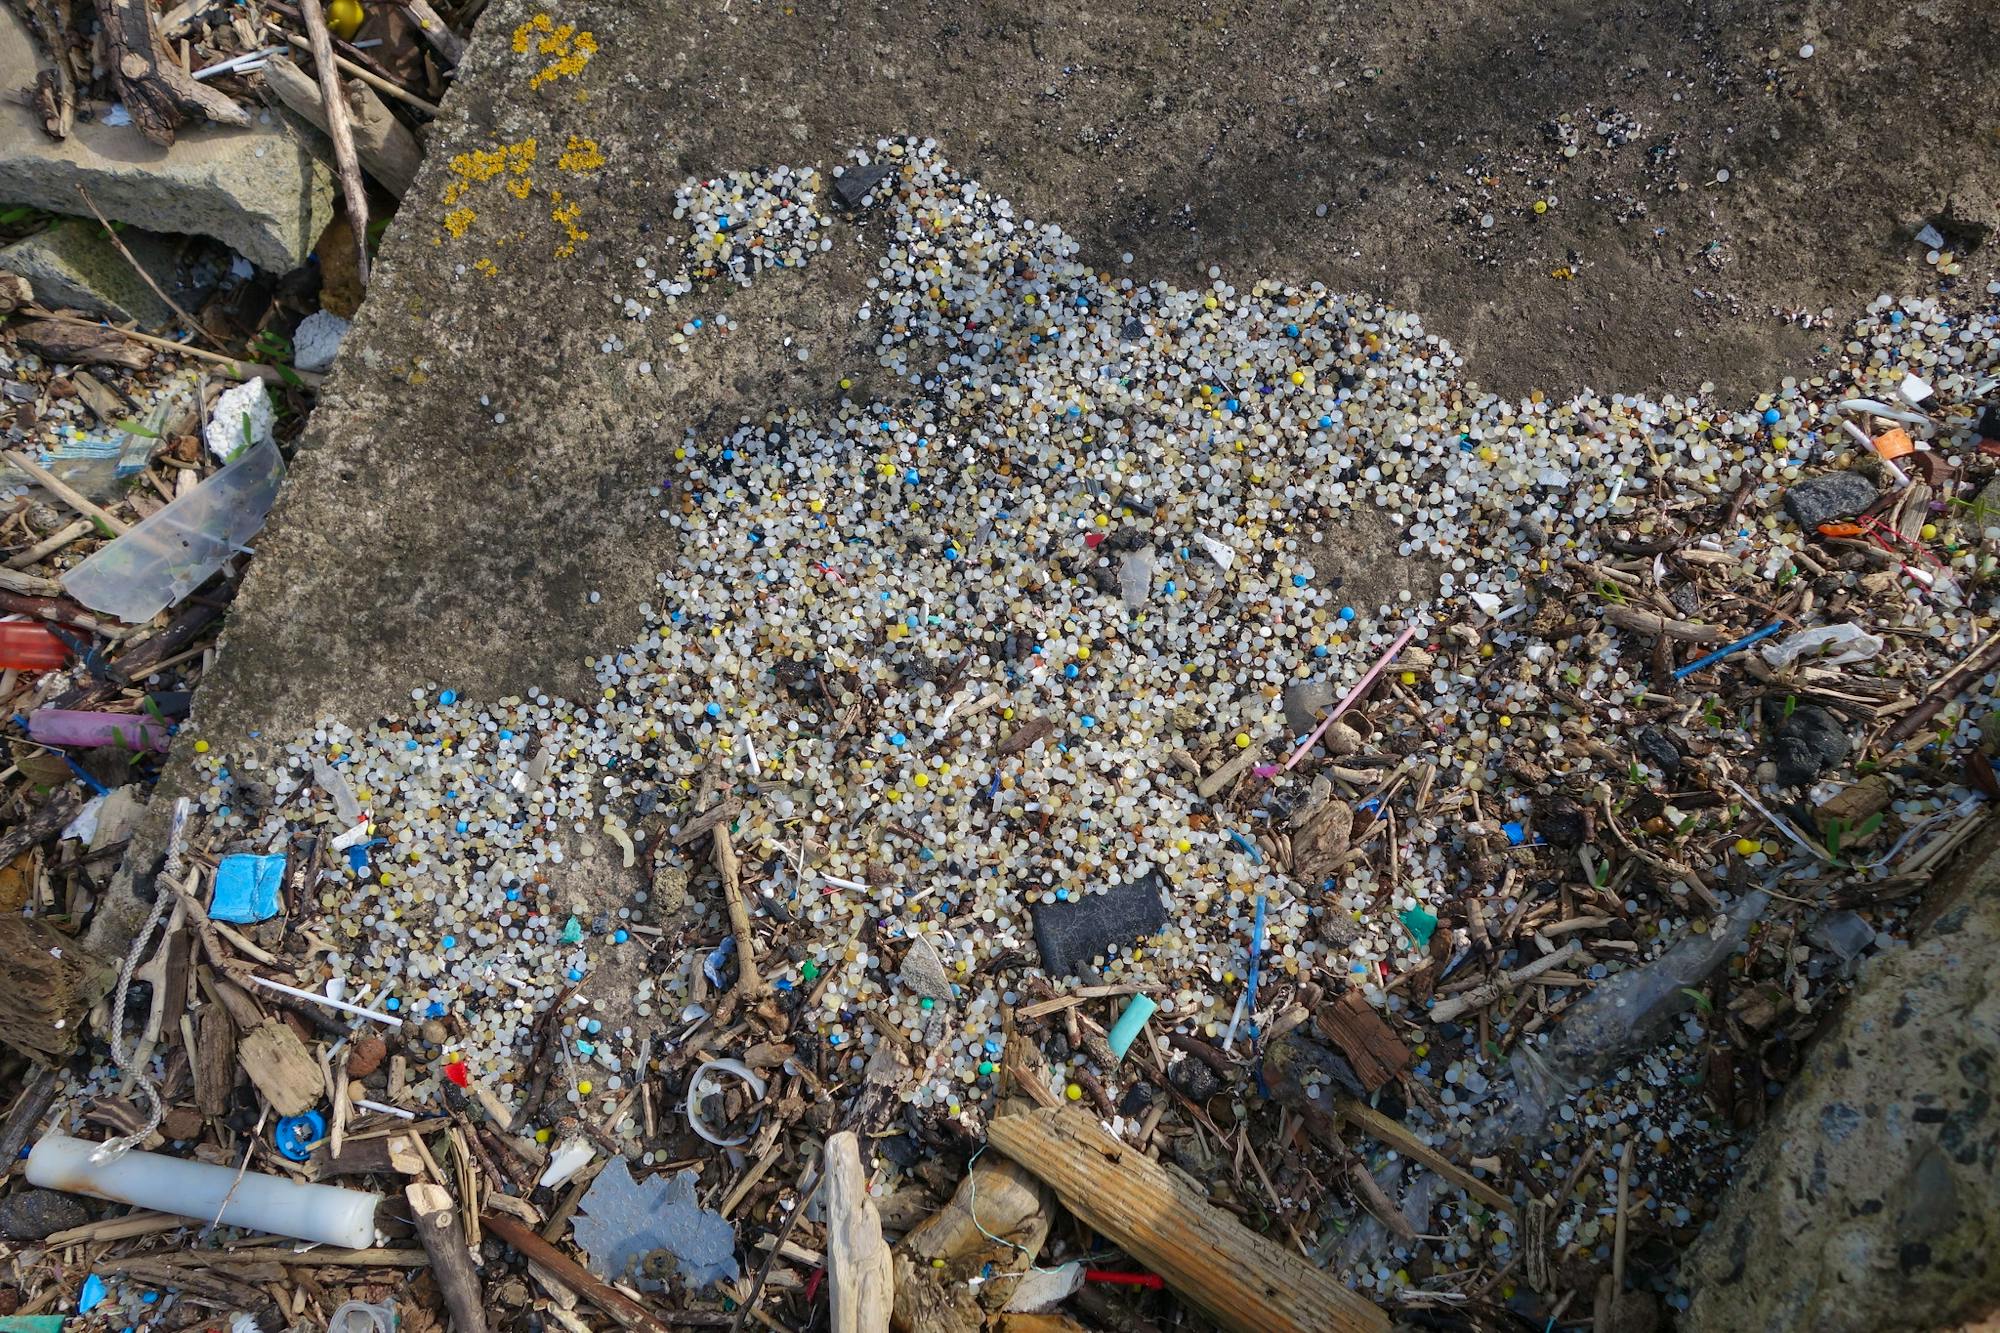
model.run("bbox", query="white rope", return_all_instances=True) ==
[93,797,192,1161]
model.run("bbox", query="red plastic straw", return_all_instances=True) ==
[1085,1269,1165,1289]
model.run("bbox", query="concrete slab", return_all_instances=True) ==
[0,9,334,272]
[99,0,2000,946]
[1,219,194,329]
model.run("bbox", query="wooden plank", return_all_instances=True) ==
[823,1132,892,1333]
[1314,991,1411,1093]
[988,1107,1388,1333]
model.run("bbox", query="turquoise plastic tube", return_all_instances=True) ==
[1105,993,1158,1060]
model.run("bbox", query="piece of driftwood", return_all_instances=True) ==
[712,827,762,995]
[314,1131,423,1179]
[100,0,248,144]
[400,0,464,63]
[0,1066,62,1164]
[0,783,83,869]
[0,270,33,315]
[9,0,76,137]
[297,0,370,283]
[989,1107,1388,1333]
[0,916,113,1063]
[1314,991,1411,1093]
[408,1182,489,1333]
[10,319,152,371]
[482,1210,670,1333]
[193,1002,238,1115]
[1334,1097,1513,1215]
[236,1019,324,1116]
[262,55,422,196]
[893,1092,1051,1333]
[824,1132,892,1333]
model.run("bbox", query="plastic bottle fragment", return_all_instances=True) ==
[0,622,68,671]
[313,758,364,825]
[61,439,285,624]
[26,1134,380,1247]
[1760,624,1884,669]
[26,708,169,751]
[1106,993,1157,1060]
[327,1301,395,1333]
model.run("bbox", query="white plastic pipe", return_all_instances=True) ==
[27,1134,381,1248]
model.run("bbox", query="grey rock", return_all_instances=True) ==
[1283,679,1335,736]
[0,1187,90,1239]
[896,935,952,1001]
[0,220,195,328]
[1782,470,1878,531]
[1682,830,2000,1333]
[0,11,332,271]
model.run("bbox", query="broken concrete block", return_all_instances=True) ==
[0,219,188,328]
[0,10,332,271]
[1030,871,1169,978]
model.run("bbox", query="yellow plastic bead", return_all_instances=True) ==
[1400,671,1417,685]
[808,498,824,513]
[1075,644,1091,660]
[1533,199,1549,215]
[535,1128,551,1144]
[1064,1082,1083,1101]
[1921,523,1938,540]
[193,739,210,753]
[576,1080,593,1095]
[1734,838,1758,856]
[1290,370,1305,385]
[912,772,929,788]
[1235,733,1251,748]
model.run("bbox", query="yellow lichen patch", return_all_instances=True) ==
[550,190,587,258]
[439,138,537,244]
[448,138,538,184]
[473,257,499,278]
[557,135,604,173]
[513,14,596,89]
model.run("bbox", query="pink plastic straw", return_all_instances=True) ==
[1283,624,1419,770]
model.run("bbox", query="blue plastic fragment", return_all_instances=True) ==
[78,1275,108,1315]
[1501,821,1527,845]
[210,853,286,923]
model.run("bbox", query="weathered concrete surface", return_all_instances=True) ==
[0,218,191,328]
[1682,819,2000,1333]
[0,9,333,271]
[173,0,2000,755]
